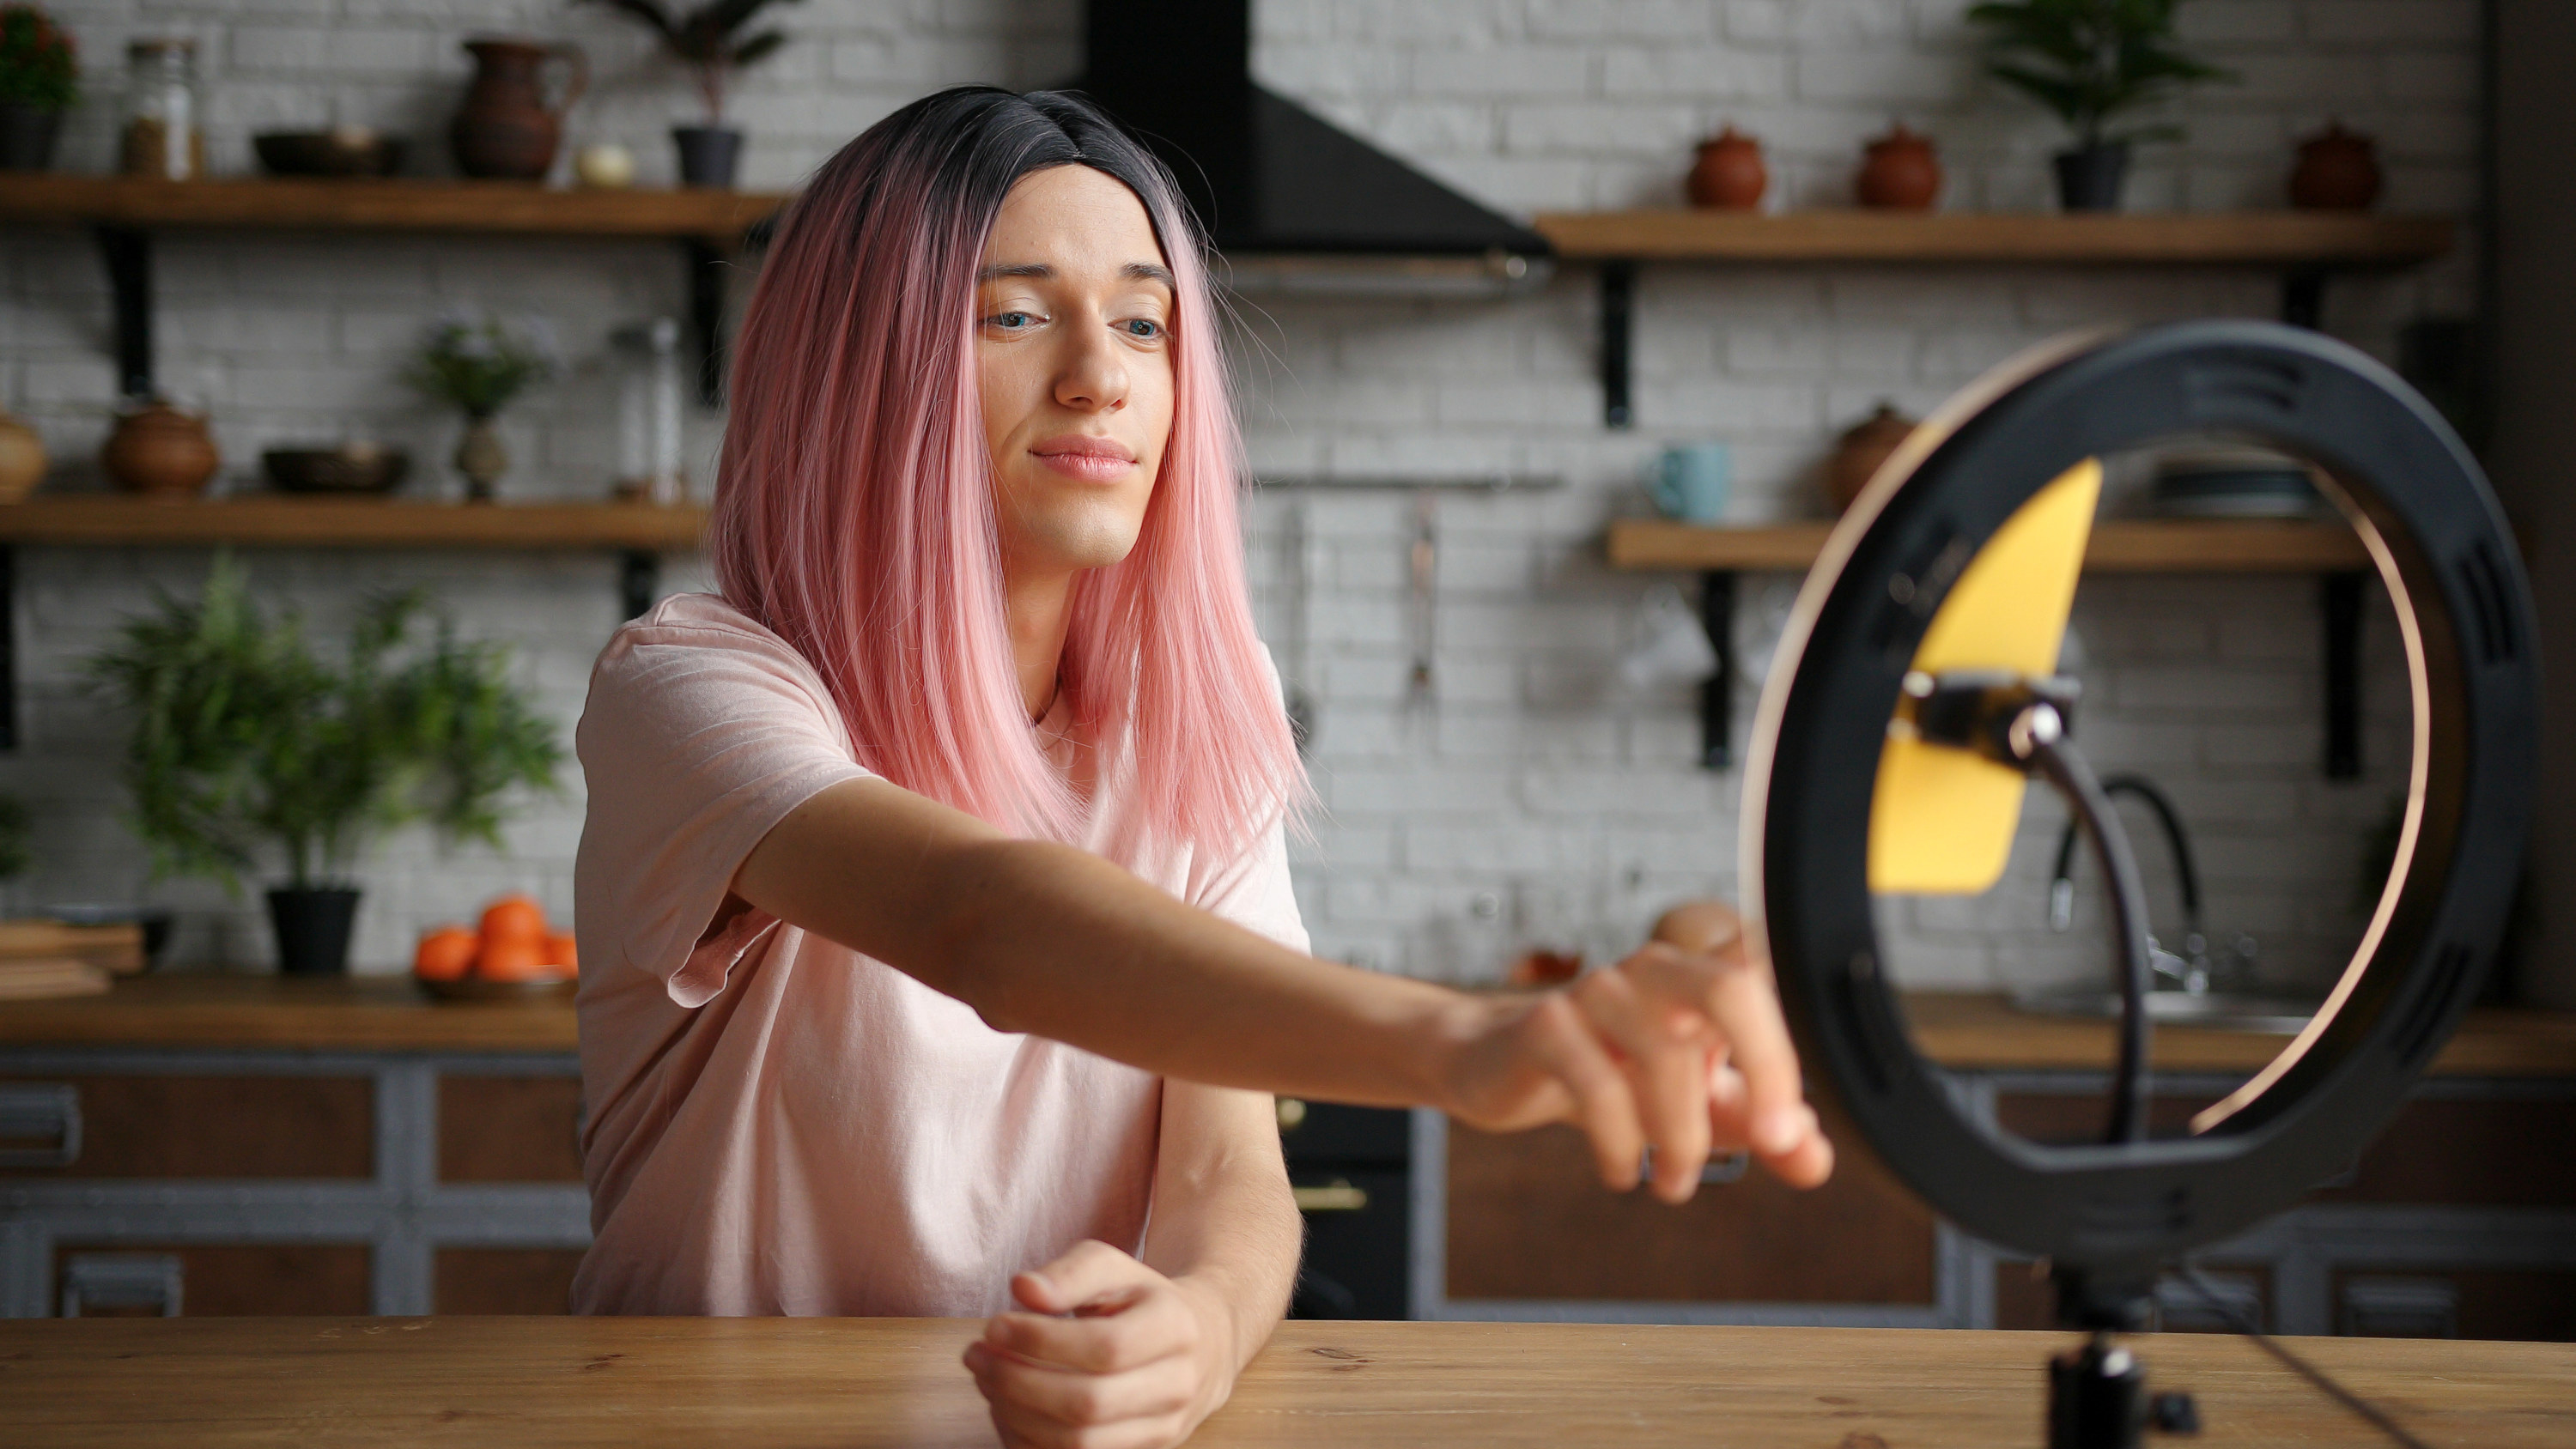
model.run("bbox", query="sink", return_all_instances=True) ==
[2008,985,2325,1034]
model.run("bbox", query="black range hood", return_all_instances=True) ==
[1077,0,1552,292]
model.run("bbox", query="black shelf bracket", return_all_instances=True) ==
[2324,570,2366,779]
[620,550,660,621]
[683,238,729,409]
[1699,568,1735,769]
[2280,267,2328,330]
[1599,261,1636,428]
[0,545,16,752]
[94,225,154,399]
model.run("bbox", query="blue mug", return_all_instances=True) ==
[1649,443,1732,523]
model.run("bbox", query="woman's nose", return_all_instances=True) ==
[1053,320,1129,413]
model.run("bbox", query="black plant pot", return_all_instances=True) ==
[0,103,64,172]
[672,125,743,189]
[267,886,362,976]
[2053,142,2131,212]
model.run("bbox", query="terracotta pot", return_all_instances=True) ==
[1856,124,1941,210]
[1825,402,1918,514]
[1686,126,1766,210]
[102,399,220,499]
[2290,121,2382,212]
[449,36,587,181]
[0,408,46,502]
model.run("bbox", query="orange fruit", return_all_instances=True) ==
[413,926,477,982]
[540,931,578,973]
[477,936,552,983]
[479,894,547,948]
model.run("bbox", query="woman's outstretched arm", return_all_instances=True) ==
[733,774,1832,1199]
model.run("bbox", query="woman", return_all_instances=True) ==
[573,87,1831,1449]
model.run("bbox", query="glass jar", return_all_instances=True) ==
[121,39,205,180]
[611,318,686,505]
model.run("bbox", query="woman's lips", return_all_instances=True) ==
[1030,434,1137,483]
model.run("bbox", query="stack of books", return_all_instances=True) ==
[0,920,148,1001]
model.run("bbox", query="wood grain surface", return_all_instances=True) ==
[0,497,708,550]
[1531,209,2458,264]
[2,1317,2567,1447]
[0,975,578,1053]
[3,979,2567,1074]
[1605,518,2372,573]
[0,174,784,239]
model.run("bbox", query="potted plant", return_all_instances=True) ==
[0,4,77,172]
[410,313,559,502]
[575,0,799,188]
[88,558,560,975]
[1967,0,2233,212]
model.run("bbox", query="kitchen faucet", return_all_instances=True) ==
[2046,773,2256,996]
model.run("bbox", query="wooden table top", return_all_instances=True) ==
[2,1317,2567,1447]
[1,977,2570,1076]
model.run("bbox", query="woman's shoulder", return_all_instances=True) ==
[586,594,839,719]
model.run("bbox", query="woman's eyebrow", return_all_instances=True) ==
[975,260,1174,288]
[1124,262,1176,289]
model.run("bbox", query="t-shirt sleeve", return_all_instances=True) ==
[574,617,874,1008]
[1188,806,1310,956]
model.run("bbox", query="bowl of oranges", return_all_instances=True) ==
[414,894,578,1001]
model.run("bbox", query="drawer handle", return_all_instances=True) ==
[61,1253,184,1318]
[1293,1180,1369,1214]
[0,1084,82,1167]
[1276,1098,1308,1131]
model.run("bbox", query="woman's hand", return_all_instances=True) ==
[963,1239,1237,1449]
[1439,900,1835,1203]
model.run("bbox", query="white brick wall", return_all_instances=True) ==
[3,1,2469,998]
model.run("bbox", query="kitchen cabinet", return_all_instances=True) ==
[0,977,586,1319]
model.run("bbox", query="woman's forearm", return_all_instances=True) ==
[1139,1084,1302,1380]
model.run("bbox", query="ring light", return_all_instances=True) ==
[1739,321,2536,1444]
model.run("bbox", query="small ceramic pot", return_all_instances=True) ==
[102,399,220,499]
[0,409,46,502]
[672,125,743,188]
[0,102,64,172]
[1825,402,1918,514]
[1686,127,1766,210]
[455,416,508,501]
[2054,141,2131,213]
[2290,122,2382,212]
[1857,124,1941,210]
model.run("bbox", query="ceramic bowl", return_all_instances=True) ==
[253,130,407,178]
[263,445,409,494]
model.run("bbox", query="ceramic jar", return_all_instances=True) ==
[1687,127,1766,210]
[0,409,46,502]
[1856,124,1941,211]
[449,37,587,181]
[102,399,220,498]
[1825,403,1918,514]
[2290,122,2382,212]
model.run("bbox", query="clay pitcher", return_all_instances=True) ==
[1687,126,1766,210]
[2290,121,2382,212]
[0,407,46,503]
[450,37,587,181]
[102,398,219,499]
[1856,124,1941,210]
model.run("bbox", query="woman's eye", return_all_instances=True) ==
[1121,318,1164,339]
[986,311,1036,330]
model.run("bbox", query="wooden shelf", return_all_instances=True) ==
[0,173,786,240]
[1531,209,2458,266]
[0,496,708,550]
[1607,518,2371,573]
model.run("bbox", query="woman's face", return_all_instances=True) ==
[975,164,1176,581]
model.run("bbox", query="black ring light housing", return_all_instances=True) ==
[1741,321,2537,1335]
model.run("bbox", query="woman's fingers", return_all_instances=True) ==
[1520,992,1649,1191]
[965,1338,1196,1428]
[987,1243,1194,1373]
[1618,923,1835,1190]
[1569,956,1713,1202]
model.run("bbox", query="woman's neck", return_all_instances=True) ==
[1005,567,1076,723]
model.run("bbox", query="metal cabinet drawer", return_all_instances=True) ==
[0,1074,373,1179]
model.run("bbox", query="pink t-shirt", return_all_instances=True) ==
[568,593,1308,1316]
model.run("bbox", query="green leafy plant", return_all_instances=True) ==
[0,4,76,112]
[575,0,801,123]
[1966,0,2233,149]
[408,314,559,422]
[87,556,561,892]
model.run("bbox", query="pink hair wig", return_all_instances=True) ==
[708,88,1306,865]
